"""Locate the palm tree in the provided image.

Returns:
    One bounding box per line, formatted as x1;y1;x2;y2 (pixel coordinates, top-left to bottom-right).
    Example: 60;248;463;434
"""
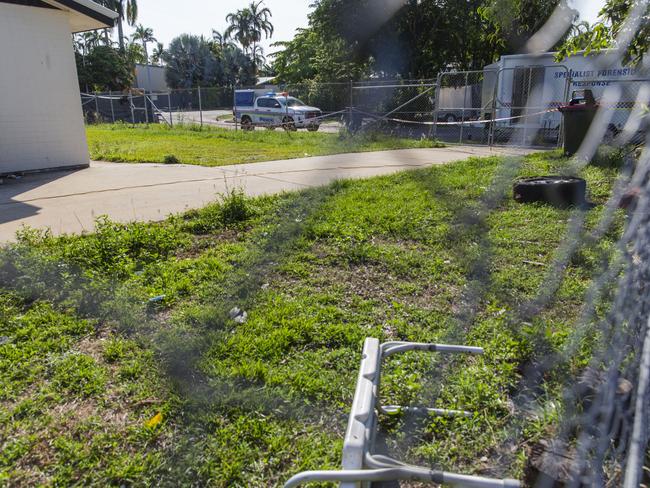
132;24;156;62
225;8;253;55
151;42;165;65
99;0;138;51
82;31;102;50
251;44;266;70
247;1;273;74
212;29;236;52
225;2;273;75
132;25;156;90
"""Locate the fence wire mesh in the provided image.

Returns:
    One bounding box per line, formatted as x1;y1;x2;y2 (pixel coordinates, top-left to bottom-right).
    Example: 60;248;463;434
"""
434;70;493;144
351;79;437;138
81;71;648;153
72;8;650;484
487;65;571;147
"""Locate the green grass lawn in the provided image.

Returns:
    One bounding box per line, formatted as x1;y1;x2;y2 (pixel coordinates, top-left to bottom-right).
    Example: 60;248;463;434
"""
0;151;621;486
86;123;444;166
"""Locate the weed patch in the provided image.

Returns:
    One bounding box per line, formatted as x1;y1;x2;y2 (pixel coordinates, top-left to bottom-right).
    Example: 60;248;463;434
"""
0;151;622;485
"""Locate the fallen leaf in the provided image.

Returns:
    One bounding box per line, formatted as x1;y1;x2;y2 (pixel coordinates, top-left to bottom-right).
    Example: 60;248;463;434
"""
145;412;163;429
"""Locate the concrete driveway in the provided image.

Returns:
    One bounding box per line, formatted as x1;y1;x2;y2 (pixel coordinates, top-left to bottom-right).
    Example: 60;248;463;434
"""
0;146;533;242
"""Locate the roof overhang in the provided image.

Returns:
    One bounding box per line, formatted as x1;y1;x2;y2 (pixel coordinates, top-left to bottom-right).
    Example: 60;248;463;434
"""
0;0;118;32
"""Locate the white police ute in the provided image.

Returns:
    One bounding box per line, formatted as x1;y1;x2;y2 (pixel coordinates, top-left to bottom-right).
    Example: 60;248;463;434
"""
234;90;323;131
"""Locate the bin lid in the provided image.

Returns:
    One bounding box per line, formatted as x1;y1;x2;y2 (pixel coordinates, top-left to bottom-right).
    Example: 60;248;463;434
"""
558;103;599;112
559;89;597;111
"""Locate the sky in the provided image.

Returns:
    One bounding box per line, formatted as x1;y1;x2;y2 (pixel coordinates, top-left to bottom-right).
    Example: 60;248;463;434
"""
115;0;606;57
569;0;605;23
115;0;311;57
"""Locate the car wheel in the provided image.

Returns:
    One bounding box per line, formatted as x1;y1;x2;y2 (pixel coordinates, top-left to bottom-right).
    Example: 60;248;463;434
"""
513;176;587;208
307;125;320;132
445;114;457;123
240;116;254;131
282;116;297;131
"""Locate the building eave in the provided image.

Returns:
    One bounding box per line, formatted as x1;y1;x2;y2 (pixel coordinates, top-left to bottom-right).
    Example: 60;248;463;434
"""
0;0;118;32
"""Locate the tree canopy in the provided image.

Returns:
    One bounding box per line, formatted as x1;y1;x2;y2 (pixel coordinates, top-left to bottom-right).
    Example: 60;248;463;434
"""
225;1;274;73
271;0;565;83
76;46;135;92
558;0;650;66
162;34;256;89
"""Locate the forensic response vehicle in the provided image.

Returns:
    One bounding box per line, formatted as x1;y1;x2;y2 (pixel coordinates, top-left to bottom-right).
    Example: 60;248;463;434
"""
480;50;649;143
234;90;323;131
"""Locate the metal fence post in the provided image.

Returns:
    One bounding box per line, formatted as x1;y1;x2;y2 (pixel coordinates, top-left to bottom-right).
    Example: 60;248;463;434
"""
168;92;173;128
198;85;203;128
489;70;500;147
94;92;100;123
232;85;239;132
129;91;135;125
109;92;115;123
349;80;354;130
459;72;468;143
432;73;442;141
522;67;532;146
144;91;149;124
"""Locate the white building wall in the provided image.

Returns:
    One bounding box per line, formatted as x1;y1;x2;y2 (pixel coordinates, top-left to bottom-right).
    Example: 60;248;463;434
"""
0;3;89;174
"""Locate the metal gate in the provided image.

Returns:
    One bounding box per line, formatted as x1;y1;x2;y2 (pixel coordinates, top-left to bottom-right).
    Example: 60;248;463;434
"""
350;67;572;148
434;70;494;145
487;65;571;147
433;66;570;147
351;79;437;138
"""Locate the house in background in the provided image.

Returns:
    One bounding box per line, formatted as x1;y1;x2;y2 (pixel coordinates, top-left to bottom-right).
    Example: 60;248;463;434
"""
134;63;170;93
0;0;117;175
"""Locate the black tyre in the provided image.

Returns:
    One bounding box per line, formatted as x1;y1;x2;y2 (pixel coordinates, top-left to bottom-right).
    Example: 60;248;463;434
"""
307;125;320;132
445;114;457;123
240;116;254;131
282;116;296;131
513;176;587;208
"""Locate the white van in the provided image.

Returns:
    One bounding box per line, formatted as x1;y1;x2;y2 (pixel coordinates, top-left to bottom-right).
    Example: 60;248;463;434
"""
482;51;649;143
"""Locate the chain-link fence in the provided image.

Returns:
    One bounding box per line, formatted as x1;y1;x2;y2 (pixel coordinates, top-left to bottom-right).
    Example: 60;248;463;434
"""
81;72;647;150
349;79;437;138
433;70;493;144
487;65;571;147
573;77;650;145
81;87;235;127
81;91;151;124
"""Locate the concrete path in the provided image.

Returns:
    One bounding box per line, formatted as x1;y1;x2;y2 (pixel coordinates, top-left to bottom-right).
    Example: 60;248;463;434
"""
0;146;533;242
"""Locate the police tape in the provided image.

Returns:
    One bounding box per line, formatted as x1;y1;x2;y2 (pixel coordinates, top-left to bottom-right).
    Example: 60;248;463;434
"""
351;107;561;127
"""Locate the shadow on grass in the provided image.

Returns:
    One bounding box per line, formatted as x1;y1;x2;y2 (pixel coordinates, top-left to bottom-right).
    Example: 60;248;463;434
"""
403;156;524;341
0;181;352;484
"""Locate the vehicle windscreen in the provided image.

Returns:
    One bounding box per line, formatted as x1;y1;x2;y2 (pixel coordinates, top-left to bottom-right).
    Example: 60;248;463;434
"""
279;97;306;107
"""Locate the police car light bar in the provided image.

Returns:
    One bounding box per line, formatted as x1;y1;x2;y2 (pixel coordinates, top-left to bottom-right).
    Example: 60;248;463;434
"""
284;338;521;488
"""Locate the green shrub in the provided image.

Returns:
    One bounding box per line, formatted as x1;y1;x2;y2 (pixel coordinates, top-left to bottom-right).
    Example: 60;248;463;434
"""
163;154;180;164
220;188;254;227
591;145;626;168
58;217;188;278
